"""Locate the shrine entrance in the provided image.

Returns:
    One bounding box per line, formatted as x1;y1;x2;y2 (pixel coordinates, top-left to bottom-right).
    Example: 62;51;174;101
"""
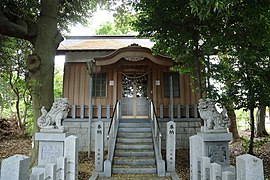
121;72;149;118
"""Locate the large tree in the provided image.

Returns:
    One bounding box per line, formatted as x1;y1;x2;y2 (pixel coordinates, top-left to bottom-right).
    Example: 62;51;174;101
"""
132;0;270;149
0;0;110;129
0;0;110;165
132;0;239;136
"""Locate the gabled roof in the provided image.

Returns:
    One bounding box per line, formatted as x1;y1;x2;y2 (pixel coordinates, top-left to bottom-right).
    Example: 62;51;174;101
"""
57;35;155;52
95;44;173;66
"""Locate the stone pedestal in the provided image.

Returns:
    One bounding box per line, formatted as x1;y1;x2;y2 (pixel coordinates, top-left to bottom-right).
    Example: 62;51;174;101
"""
35;130;69;166
190;132;234;180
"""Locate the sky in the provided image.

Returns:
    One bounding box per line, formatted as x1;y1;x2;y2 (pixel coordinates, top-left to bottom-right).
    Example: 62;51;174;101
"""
67;10;114;36
55;10;114;65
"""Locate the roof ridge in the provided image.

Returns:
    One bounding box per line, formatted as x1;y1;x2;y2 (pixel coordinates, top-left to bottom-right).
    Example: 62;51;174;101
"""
64;35;150;40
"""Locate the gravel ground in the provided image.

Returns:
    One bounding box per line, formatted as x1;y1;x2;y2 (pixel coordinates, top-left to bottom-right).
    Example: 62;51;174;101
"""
0;134;269;179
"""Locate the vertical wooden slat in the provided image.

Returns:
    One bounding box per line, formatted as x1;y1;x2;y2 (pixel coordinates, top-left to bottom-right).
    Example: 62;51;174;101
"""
98;105;102;119
160;104;163;118
106;105;110;119
80;104;84;119
84;66;90;105
186;105;190;118
74;65;81;105
68;65;75;106
194;104;198;118
180;74;185;105
72;105;76;118
63;64;70;99
177;104;181;118
79;64;86;106
185;75;191;105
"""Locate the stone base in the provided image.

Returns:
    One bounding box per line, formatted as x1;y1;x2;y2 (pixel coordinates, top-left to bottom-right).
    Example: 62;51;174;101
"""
40;128;66;133
190;132;233;180
35;132;69;166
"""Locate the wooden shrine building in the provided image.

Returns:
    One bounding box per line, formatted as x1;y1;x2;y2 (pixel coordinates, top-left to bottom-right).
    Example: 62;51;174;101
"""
57;36;201;152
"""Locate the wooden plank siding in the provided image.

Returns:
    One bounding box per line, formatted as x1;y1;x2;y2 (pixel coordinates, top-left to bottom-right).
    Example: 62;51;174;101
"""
63;60;201;118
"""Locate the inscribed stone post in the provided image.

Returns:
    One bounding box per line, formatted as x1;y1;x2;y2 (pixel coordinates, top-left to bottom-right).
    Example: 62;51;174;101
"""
95;121;104;172
64;135;79;180
35;132;69;166
44;163;57;180
210;163;221;180
222;171;235;180
200;157;210;180
166;121;176;172
190;135;204;180
57;157;67;180
29;172;44;180
236;154;264;180
0;155;30;180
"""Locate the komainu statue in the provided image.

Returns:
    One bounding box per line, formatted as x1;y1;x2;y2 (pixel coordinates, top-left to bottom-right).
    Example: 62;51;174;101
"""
37;98;69;129
198;98;230;131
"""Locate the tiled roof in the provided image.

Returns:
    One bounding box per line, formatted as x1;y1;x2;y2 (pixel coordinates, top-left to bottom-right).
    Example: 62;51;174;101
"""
57;35;155;52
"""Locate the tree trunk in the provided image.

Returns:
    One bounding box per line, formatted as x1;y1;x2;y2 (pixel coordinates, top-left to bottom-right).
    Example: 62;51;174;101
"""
248;108;255;155
227;104;240;140
29;0;62;167
256;105;269;137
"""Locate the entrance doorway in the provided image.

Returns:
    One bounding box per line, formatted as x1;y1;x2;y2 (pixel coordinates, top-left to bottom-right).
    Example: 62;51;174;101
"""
121;73;149;118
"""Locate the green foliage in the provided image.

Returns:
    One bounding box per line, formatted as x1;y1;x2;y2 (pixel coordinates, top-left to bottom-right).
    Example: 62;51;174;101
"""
0;0;113;33
240;136;269;153
54;66;63;99
0;35;33;136
96;21;122;35
96;1;137;35
235;109;249;130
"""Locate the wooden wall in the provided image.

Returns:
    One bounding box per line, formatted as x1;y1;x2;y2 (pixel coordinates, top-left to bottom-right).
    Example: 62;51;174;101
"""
63;62;115;107
63;61;201;117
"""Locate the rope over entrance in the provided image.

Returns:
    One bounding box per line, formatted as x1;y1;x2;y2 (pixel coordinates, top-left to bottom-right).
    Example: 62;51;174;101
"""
121;71;150;79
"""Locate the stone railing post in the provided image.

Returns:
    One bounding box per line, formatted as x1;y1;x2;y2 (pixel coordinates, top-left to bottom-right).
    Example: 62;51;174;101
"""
64;135;79;180
236;154;264;180
0;155;30;180
57;157;67;180
95;121;104;172
166;121;176;172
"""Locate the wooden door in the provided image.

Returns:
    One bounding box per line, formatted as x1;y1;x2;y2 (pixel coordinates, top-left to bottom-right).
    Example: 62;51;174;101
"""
121;73;149;118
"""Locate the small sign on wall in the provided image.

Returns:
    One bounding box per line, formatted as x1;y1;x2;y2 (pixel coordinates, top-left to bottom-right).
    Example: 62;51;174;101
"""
155;80;160;86
109;80;114;86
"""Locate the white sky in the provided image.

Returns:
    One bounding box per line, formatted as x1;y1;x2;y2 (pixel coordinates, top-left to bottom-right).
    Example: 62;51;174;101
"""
67;10;114;36
55;10;114;65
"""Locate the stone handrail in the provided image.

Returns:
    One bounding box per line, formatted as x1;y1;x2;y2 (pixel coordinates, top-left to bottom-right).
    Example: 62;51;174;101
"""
150;100;165;176
106;101;120;160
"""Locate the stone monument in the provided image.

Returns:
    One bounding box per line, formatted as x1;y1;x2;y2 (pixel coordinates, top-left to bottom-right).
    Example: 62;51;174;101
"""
35;98;70;166
190;98;234;180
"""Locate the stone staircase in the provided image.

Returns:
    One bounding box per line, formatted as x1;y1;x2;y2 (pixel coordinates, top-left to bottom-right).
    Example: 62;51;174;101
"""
112;119;157;174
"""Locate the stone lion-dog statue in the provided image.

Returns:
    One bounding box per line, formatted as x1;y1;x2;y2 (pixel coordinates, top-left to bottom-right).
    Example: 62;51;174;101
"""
37;98;69;129
198;98;230;131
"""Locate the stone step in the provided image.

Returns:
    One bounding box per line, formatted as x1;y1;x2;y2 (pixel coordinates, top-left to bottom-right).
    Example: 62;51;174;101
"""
114;158;156;166
117;132;152;138
112;167;157;174
99;174;170;180
115;144;153;150
114;151;155;157
118;127;151;133
120;119;150;123
119;123;151;128
117;138;153;144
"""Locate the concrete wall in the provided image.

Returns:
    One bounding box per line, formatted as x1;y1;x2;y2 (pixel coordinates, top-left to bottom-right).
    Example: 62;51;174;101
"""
63;118;201;152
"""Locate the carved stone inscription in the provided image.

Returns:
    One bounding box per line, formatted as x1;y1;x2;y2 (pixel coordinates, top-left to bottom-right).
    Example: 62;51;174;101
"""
39;142;63;165
166;121;176;172
95;121;104;172
205;142;229;166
